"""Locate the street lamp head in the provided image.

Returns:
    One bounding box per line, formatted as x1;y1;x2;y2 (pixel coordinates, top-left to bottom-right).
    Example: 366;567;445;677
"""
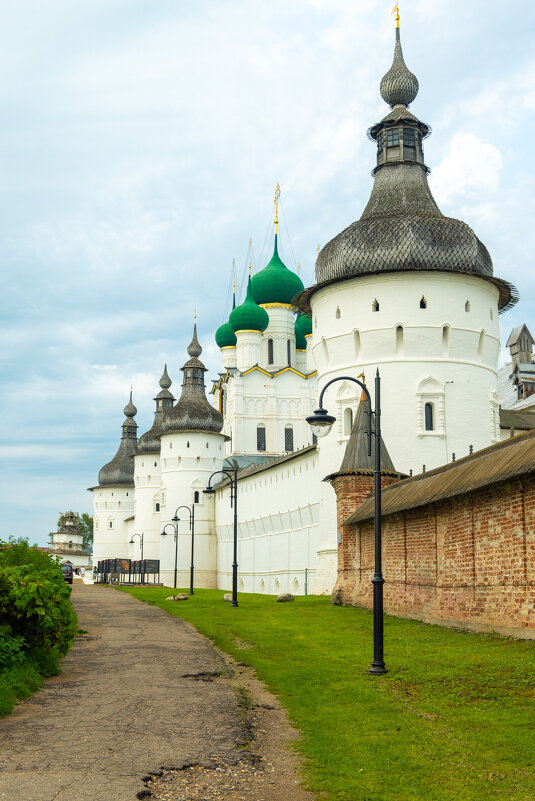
129;539;134;544
306;408;336;438
172;515;179;523
203;485;215;496
160;530;166;537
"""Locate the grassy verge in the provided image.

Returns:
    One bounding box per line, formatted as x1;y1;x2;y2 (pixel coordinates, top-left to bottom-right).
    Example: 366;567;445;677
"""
0;656;51;717
119;586;535;801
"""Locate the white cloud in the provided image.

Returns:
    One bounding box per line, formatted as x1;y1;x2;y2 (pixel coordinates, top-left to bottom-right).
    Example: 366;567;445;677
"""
430;133;502;208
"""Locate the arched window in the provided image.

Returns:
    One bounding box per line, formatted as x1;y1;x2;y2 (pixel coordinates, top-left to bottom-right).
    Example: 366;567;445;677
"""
69;540;72;549
424;403;434;431
396;325;403;353
287;339;291;365
257;424;266;451
268;338;274;364
194;491;199;504
285;425;294;452
442;325;450;356
372;299;379;312
465;300;471;312
155;503;160;512
420;296;427;309
336;306;341;319
344;407;353;435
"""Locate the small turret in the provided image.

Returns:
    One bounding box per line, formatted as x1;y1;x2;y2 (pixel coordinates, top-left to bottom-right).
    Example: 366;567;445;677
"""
98;389;138;486
137;366;176;455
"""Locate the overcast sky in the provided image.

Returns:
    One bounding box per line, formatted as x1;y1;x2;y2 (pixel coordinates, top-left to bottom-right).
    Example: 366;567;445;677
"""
1;1;534;545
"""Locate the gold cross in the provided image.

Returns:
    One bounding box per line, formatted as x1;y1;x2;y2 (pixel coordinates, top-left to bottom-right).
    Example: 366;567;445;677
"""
274;183;281;232
391;3;399;27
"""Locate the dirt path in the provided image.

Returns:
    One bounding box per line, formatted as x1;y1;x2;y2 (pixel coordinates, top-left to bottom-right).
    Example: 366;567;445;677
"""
0;585;314;801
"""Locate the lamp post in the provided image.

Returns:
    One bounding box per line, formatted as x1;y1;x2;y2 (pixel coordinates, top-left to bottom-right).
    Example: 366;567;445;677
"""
172;504;196;595
129;532;144;584
306;370;386;676
161;521;179;589
203;463;239;607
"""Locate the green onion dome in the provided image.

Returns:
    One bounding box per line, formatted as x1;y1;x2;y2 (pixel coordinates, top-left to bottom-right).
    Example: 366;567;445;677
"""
295;313;312;349
229;275;269;333
215;321;237;348
250;235;304;306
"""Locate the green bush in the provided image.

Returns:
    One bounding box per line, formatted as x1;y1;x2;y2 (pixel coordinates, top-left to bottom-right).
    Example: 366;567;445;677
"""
0;538;77;658
0;625;26;669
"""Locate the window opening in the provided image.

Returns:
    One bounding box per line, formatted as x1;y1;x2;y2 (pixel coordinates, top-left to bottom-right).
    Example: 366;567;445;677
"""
268;338;274;364
424;403;434;431
336;306;341;319
465;300;471;312
344;407;353;435
403;128;415;147
194;491;199;503
155;503;160;512
377;131;383;154
287;339;291;365
285;426;294;452
386;129;399;147
372;299;379;312
396;325;404;353
257;425;266;452
420;296;427;309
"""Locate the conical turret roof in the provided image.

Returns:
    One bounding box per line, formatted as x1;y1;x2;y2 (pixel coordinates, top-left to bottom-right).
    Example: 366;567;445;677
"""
339;396;396;474
98;390;138;486
137;365;176;455
160;324;224;435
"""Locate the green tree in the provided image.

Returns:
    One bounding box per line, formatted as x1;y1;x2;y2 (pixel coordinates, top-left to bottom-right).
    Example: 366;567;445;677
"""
79;513;93;548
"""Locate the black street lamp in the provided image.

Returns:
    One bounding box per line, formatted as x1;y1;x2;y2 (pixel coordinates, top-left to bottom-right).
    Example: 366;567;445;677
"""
306;370;387;676
161;520;179;589
203;463;239;607
172;504;196;595
129;532;144;584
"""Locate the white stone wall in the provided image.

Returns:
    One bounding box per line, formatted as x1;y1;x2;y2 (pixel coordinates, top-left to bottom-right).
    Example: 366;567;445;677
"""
260;305;295;370
214;447;320;595
159;429;226;588
133;453;162;561
92;486;135;566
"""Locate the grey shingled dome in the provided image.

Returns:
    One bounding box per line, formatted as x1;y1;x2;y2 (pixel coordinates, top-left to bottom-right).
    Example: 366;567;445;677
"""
137;365;176;455
302;25;518;314
380;28;418;107
160;324;223;435
98;390;138;486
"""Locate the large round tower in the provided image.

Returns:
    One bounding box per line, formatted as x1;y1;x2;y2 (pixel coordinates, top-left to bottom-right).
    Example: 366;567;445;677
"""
297;18;518;592
159;322;227;587
90;391;138;567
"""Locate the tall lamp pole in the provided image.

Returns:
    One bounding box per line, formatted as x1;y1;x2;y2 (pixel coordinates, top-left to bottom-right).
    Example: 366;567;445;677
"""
161;521;178;589
129;532;144;583
173;504;196;595
306;370;386;675
203;463;239;607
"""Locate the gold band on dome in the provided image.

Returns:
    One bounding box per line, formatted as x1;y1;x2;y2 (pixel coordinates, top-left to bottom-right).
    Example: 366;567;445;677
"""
234;329;264;334
296;348;306;352
259;302;294;310
220;345;237;350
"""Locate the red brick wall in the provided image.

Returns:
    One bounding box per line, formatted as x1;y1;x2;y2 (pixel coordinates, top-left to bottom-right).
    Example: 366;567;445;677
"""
333;473;535;637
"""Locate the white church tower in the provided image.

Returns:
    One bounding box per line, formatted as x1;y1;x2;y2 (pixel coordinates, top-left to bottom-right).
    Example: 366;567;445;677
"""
297;17;517;592
90;391;137;566
159;322;227;587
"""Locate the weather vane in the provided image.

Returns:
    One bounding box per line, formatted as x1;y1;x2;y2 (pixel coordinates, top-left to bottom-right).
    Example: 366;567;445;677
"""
391;3;399;27
194;309;197;322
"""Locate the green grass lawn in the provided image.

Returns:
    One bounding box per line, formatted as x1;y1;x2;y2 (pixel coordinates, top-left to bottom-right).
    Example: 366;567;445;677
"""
118;586;535;801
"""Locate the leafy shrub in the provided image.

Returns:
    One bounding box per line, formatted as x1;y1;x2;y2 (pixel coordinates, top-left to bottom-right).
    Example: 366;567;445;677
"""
0;538;77;659
0;625;26;669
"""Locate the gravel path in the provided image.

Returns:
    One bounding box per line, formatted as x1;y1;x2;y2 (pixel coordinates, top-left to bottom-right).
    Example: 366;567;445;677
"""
0;585;314;801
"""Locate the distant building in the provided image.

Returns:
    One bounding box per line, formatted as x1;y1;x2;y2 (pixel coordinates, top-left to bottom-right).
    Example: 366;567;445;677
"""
49;511;92;569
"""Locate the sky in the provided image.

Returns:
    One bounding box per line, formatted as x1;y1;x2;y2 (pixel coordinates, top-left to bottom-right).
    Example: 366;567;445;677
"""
1;1;534;545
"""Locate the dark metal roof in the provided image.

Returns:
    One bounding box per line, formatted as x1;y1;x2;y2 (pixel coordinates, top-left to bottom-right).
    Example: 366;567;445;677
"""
160;324;224;436
98;392;138;487
297;28;518;316
137;366;176;455
324;397;399;481
345;429;535;525
500;408;535;431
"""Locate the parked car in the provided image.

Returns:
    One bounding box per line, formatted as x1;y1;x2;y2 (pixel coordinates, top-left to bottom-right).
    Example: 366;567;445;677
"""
61;564;73;584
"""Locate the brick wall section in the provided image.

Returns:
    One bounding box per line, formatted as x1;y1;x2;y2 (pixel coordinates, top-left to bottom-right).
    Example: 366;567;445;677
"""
334;473;535;637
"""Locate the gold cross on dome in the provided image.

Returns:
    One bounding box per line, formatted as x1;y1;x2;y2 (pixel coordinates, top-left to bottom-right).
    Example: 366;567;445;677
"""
274;183;281;232
194;309;197;322
391;3;400;27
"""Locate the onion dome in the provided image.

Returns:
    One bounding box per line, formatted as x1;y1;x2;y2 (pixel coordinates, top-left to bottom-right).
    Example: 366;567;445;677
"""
215;284;237;348
98;390;138;486
250;234;304;306
295;313;312;349
299;21;518;314
229;274;269;333
380;28;418;108
137;365;176;454
160;323;223;435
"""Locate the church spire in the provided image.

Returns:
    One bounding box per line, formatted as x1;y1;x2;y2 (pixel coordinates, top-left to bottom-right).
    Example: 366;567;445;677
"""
380;11;419;108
